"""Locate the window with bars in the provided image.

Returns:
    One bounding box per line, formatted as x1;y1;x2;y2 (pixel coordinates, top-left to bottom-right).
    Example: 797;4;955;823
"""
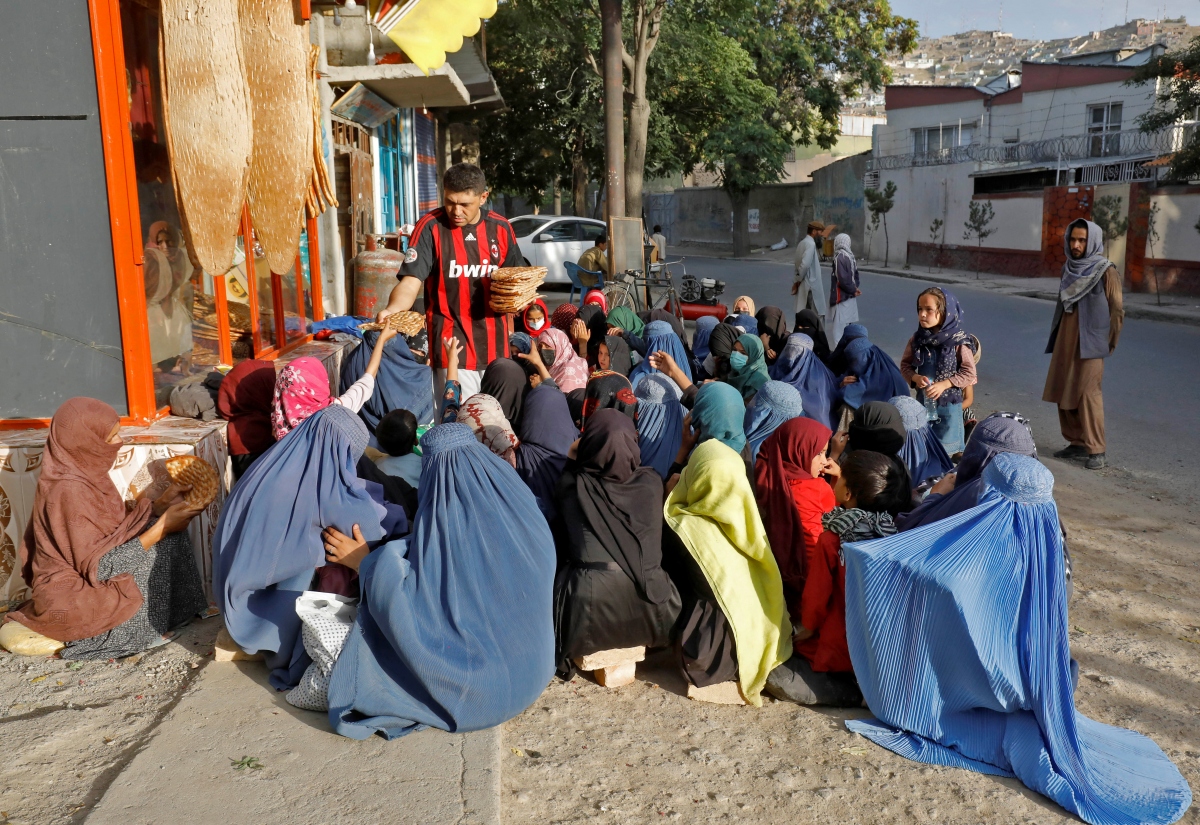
911;122;976;156
121;0;324;410
1087;103;1123;158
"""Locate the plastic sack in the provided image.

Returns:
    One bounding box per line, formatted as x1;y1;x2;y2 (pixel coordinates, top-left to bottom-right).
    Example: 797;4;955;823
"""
284;592;357;712
0;620;66;657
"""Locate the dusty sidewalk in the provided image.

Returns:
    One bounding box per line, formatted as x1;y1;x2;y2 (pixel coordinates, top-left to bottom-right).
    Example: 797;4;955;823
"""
502;456;1200;824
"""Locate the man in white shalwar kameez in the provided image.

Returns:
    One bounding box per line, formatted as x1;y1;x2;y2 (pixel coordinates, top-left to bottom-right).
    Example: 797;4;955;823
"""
793;221;828;319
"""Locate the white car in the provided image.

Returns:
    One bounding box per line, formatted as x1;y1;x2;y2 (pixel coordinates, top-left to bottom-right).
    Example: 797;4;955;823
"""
509;215;607;284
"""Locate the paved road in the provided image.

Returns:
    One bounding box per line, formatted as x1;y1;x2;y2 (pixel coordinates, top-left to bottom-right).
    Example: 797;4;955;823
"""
669;254;1200;509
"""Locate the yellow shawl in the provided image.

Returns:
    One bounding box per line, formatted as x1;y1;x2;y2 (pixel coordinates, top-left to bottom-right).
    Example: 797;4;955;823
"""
665;440;791;705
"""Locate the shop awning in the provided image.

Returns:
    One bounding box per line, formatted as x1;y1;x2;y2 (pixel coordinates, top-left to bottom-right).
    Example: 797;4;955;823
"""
322;62;471;108
375;0;498;76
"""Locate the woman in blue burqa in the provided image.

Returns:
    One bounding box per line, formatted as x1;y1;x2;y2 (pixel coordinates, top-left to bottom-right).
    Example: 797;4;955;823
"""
768;333;840;430
841;453;1192;825
340;328;435;428
212;404;408;689
325;423;556;739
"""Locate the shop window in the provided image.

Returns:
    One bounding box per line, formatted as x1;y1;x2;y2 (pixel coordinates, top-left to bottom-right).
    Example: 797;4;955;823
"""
119;0;322;411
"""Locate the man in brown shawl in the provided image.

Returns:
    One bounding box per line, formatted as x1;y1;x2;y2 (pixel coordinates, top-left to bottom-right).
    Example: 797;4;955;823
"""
1043;218;1124;470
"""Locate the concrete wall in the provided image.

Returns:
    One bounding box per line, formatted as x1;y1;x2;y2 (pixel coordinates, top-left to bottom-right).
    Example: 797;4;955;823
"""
1095;182;1131;266
1150;190;1200;261
811;153;869;254
0;1;129;418
673;184;813;248
1018;83;1154;144
978;195;1043;250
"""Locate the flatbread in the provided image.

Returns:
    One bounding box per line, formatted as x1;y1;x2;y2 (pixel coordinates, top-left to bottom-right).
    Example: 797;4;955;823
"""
358;311;425;337
489;267;547;314
160;0;253;276
165;456;220;509
240;0;313;275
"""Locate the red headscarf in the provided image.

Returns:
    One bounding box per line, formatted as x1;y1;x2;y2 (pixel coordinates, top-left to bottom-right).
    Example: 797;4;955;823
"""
551;302;579;334
583;290;608;312
521;298;550;335
9;398;154;642
217;359;277;455
753;417;833;592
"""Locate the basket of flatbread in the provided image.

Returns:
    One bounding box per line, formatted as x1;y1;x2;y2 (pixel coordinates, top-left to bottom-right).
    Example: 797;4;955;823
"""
358;310;425;337
488;266;547;314
164;456;220;509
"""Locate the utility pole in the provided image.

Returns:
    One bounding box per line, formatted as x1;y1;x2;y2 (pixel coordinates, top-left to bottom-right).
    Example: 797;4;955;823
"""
599;0;625;220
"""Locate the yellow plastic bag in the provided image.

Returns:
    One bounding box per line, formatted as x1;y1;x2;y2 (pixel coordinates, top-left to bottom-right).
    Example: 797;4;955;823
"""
0;620;65;657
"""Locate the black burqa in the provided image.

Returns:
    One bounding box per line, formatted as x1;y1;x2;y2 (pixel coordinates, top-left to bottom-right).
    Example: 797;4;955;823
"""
847;401;907;458
794;309;832;363
553;409;680;676
755;306;790;359
514;384;577;521
480;358;528;427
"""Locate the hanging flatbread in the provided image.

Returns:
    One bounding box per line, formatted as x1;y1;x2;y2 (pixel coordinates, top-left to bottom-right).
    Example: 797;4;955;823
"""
239;0;313;275
160;0;253;276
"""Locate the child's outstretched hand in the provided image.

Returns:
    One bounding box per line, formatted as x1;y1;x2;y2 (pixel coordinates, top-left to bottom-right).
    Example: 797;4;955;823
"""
322;524;370;572
443;336;463;369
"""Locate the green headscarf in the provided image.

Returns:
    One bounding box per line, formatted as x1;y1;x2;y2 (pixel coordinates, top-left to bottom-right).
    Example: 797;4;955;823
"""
726;334;770;400
606;306;645;337
691;382;747;454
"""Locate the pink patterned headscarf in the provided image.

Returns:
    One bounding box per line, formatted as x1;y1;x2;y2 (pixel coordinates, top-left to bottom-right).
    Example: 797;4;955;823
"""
271;356;333;440
537;327;591;393
460;394;520;467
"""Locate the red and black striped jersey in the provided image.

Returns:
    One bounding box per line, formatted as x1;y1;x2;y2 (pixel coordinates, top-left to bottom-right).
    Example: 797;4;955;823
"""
400;208;522;370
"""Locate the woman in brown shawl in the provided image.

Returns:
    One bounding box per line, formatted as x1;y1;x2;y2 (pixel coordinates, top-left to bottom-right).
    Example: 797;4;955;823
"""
6;398;208;658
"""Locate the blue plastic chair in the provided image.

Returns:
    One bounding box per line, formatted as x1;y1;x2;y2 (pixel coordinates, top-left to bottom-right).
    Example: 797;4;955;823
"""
565;262;604;307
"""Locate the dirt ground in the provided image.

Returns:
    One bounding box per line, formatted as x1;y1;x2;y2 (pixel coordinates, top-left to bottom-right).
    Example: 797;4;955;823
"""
501;456;1200;825
0;616;220;825
0;453;1195;825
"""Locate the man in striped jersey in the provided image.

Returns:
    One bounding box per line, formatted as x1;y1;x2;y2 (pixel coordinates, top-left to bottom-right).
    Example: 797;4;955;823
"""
377;163;522;400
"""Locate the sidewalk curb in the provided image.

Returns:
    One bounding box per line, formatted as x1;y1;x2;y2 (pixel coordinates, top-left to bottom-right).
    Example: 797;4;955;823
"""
85;660;501;825
858;265;1200;328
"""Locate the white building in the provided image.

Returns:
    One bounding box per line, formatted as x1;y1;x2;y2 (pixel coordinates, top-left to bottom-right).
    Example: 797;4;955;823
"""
864;45;1200;291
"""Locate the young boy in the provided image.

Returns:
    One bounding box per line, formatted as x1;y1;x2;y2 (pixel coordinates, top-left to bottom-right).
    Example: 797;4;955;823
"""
371;409;422;488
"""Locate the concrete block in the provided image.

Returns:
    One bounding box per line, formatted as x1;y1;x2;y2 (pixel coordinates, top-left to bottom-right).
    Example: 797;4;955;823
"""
213;627;262;663
574;646;645;671
687;681;747;705
594;661;637;688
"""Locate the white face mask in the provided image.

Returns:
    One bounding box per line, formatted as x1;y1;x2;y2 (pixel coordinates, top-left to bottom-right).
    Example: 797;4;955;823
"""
528;316;546;331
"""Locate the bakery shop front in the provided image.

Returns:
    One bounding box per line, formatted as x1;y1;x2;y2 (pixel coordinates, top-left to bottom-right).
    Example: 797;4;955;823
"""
0;0;342;608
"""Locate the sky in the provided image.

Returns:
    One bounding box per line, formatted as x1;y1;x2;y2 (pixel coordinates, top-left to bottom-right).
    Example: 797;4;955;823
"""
888;0;1194;40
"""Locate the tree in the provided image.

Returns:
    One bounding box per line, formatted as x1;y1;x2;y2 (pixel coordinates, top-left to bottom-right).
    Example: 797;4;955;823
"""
713;0;917;256
962;200;996;278
864;180;897;267
1092;195;1129;259
481;1;604;214
1147;200;1163;305
927;218;944;272
1130;35;1200;182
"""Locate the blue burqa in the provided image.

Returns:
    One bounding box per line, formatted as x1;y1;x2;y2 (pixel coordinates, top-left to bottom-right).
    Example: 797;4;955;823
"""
340;330;435;427
890;395;954;486
841;336;908;409
691;316;719;379
634;375;684;479
842;454;1192;825
769;333;840;429
897;412;1037;531
327;423;556;739
630;320;692;389
743;380;805;460
212;404;396;689
514;384;578;520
